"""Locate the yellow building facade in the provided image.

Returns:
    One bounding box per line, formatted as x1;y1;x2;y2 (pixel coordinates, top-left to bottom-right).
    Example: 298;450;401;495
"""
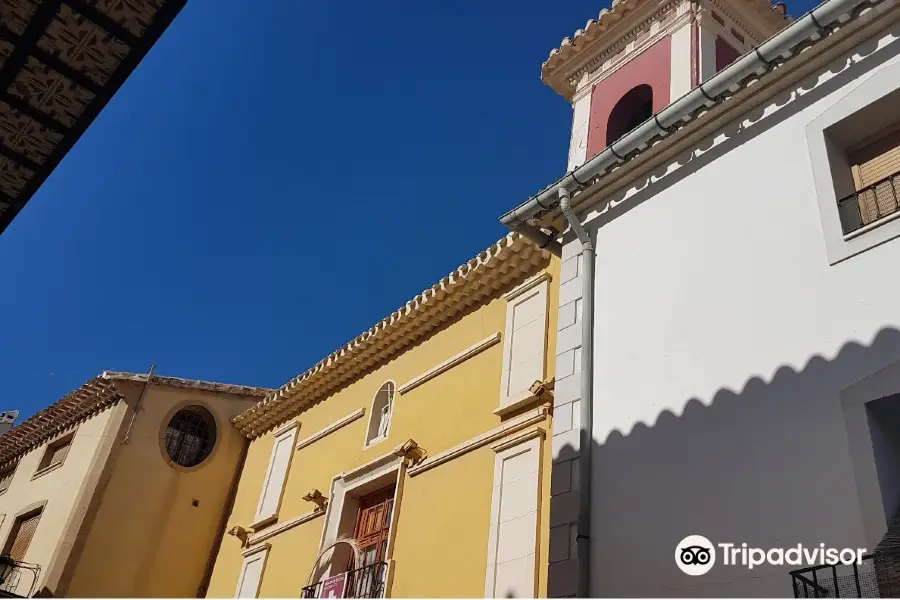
206;234;560;598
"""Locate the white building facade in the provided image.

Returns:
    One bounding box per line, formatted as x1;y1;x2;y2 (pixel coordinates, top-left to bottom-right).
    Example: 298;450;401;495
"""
504;0;900;595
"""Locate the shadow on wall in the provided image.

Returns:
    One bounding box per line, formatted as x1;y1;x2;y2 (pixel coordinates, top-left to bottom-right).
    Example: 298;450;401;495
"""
586;18;900;230
548;327;900;598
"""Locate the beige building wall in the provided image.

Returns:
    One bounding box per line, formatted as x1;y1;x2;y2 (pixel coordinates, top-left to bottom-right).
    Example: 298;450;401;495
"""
64;381;256;598
0;403;126;597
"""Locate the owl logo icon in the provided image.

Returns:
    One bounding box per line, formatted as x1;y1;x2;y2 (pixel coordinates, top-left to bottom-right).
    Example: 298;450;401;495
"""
676;535;716;575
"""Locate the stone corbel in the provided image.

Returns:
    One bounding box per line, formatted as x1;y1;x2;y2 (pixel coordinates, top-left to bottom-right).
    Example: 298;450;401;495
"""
530;377;555;400
393;439;427;466
495;378;555;417
227;525;250;548
302;489;328;511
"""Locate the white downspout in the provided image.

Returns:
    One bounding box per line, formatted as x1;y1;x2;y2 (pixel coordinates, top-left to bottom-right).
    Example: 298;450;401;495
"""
559;187;594;597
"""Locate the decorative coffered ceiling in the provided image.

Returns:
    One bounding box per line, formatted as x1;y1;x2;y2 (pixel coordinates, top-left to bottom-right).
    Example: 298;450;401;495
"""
0;0;186;236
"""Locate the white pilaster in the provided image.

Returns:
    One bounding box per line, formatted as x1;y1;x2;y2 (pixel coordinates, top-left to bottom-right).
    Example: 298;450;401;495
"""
567;92;593;172
548;237;584;598
669;20;694;101
698;21;718;82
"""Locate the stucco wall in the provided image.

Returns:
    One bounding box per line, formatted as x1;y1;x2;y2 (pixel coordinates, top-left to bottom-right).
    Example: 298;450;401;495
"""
0;404;123;596
65;382;255;598
206;259;559;598
567;15;900;597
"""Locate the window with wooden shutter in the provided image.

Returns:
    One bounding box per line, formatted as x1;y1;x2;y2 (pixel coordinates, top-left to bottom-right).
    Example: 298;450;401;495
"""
848;128;900;226
35;432;74;475
0;465;15;495
4;510;42;562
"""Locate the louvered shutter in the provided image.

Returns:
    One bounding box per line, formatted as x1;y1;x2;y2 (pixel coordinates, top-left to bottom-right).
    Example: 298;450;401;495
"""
48;441;70;467
8;513;41;561
850;130;900;225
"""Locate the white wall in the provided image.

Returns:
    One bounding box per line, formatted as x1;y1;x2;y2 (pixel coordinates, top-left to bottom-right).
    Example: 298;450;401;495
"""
564;16;900;598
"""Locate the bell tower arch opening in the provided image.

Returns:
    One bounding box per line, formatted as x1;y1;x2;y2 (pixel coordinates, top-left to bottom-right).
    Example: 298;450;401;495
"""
542;0;790;170
606;84;654;147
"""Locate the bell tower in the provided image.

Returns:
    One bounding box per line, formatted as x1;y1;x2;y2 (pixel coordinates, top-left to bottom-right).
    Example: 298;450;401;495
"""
541;0;790;172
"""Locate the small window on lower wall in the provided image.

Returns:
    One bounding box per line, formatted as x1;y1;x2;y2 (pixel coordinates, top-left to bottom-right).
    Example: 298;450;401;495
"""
235;545;270;598
3;507;43;562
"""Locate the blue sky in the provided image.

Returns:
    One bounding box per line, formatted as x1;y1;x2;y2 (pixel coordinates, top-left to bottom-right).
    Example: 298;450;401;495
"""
0;0;816;421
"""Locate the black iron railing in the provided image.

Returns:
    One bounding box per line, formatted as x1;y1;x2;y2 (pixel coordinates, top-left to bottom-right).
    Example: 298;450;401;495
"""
789;549;900;598
837;172;900;235
0;556;41;598
301;562;387;599
791;553;878;598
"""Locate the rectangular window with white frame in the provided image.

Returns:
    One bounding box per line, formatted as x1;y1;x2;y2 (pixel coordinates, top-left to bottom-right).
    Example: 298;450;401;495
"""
808;59;900;265
235;544;270;598
498;275;550;413
252;422;299;529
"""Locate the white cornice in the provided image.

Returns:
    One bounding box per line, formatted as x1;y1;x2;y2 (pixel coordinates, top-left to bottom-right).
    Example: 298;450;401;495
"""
571;9;693;101
546;0;682;99
544;0;789;100
704;0;768;43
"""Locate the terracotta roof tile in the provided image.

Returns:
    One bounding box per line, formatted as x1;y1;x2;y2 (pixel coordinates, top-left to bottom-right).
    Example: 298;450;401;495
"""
542;0;790;98
233;233;552;438
0;371;272;466
0;377;122;466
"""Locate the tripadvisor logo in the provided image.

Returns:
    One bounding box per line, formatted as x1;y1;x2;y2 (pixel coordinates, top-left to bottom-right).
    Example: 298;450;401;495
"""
675;535;866;576
676;535;716;576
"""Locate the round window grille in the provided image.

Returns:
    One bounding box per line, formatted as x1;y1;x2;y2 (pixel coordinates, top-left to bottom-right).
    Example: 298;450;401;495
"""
164;406;216;468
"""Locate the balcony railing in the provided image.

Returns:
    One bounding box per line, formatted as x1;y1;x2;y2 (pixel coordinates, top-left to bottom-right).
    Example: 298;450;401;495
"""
837;172;900;235
789;549;900;598
791;553;878;598
301;562;387;599
0;556;41;598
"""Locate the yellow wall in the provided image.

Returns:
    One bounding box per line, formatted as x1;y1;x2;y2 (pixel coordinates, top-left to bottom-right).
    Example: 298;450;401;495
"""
207;256;559;598
65;382;255;598
0;403;124;597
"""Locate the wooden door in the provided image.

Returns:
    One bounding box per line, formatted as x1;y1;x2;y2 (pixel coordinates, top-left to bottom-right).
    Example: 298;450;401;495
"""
350;488;394;570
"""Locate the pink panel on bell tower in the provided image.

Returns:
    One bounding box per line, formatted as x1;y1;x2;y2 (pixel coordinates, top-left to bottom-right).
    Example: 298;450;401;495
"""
585;35;673;160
